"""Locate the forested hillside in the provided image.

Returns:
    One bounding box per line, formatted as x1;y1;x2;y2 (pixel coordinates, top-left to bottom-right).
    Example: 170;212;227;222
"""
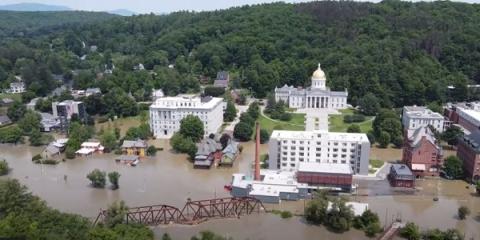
0;11;118;38
0;1;479;107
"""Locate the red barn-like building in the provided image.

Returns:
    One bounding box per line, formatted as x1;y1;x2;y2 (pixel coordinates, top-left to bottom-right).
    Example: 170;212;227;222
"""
402;126;443;177
296;162;353;192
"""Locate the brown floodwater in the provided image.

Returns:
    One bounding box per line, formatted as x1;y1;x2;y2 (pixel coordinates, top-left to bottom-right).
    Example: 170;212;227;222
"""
1;140;479;240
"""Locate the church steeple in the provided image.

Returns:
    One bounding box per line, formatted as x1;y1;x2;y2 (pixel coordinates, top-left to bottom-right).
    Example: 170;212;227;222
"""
311;63;326;90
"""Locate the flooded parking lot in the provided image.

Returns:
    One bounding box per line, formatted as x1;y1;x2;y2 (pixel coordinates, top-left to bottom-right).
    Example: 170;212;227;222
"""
1;141;479;239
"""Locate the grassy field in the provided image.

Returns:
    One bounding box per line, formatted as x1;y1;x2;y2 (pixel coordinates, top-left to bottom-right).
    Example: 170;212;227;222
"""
329;108;373;133
258;113;305;134
0;93;21;102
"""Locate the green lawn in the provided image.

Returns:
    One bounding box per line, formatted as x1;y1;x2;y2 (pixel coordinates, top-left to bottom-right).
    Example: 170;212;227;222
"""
258;114;305;134
0;93;21;102
329;108;373;133
370;159;384;168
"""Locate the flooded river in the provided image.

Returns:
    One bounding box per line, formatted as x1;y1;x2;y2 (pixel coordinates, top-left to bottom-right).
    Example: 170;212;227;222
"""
1;141;479;239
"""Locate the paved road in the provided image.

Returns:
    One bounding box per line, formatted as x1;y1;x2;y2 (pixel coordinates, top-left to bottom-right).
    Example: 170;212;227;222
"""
224;99;253;132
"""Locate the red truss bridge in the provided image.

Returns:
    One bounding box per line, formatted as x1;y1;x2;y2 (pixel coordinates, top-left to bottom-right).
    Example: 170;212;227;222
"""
94;197;265;226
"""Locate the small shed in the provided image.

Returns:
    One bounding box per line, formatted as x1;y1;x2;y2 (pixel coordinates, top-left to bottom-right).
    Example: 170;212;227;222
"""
220;141;239;166
388;164;415;188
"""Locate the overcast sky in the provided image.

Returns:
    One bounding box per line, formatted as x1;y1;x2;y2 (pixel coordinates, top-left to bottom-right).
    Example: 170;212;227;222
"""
0;0;478;13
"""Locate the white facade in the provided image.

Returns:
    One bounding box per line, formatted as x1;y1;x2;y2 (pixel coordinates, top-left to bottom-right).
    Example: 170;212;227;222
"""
149;95;224;139
275;64;348;110
9;81;25;93
268;130;370;175
402;106;445;133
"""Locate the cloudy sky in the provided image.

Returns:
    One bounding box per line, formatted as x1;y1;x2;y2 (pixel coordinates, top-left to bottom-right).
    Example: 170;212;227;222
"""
1;0;478;13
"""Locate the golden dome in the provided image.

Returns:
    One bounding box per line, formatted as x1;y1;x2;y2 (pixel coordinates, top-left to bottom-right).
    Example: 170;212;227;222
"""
312;63;325;79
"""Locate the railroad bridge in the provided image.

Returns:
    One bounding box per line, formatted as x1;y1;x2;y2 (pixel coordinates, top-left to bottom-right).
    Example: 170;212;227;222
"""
94;197;265;226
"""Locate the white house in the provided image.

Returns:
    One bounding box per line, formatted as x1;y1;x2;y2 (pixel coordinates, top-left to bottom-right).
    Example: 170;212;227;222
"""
9;81;25;94
275;64;348;110
268;130;370;175
149;95;224;139
402;106;445;133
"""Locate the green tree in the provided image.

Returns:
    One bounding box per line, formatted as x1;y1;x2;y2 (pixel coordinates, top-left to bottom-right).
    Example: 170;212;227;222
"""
427;102;443;113
170;133;198;159
400;222;421;240
392;135;404;148
101;130;117;152
104;201;128;228
233;122;253;142
7;101;26;122
223;100;237;122
0;160;9;176
357;93;380;116
147;146;157;156
347;124;361;133
443;156;463;179
378;131;390;148
247;102;260;119
0;126;23;144
29;128;43;146
441;125;463;146
17;110;41;135
458;206;470;220
219;133;232;149
179;115;204;142
304;191;329;225
108;171;121;190
258;129;270;144
86;169;106;188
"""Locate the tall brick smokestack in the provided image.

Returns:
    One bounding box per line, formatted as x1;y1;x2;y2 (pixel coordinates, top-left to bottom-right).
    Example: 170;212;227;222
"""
254;121;261;181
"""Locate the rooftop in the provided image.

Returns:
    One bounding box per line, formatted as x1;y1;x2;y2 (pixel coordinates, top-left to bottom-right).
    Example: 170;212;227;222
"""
391;164;414;176
121;140;147;148
298;162;353;175
150;95;223;110
403;106;443;119
270;130;369;142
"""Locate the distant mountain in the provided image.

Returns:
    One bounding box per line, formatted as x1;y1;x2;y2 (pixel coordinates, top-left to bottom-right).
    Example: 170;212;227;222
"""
109;9;136;16
0;3;71;11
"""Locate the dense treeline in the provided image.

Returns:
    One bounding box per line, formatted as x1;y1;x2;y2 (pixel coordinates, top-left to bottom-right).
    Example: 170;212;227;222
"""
0;11;118;39
1;1;480;108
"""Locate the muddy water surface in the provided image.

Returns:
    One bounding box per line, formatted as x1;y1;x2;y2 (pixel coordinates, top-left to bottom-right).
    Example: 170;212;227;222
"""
1;141;479;240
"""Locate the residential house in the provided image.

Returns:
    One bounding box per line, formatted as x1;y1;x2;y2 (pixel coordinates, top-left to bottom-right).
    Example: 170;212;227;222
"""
194;138;222;169
9;81;25;93
0;115;12;126
402;126;443;177
121;140;148;157
43;144;61;159
388;164;415;188
220;141;239;166
39;112;60;132
213;71;230;88
85;88;101;96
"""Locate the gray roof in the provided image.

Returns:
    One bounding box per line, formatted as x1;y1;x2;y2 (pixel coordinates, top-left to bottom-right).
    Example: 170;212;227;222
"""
216;71;229;81
407;126;438;149
196;138;221;156
121;140;147;148
390;164;414;176
44;144;60;155
0;115;12;124
86;88;101;94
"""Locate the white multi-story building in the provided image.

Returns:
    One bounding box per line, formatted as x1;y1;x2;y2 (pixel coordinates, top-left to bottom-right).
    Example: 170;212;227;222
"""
268;130;370;175
402;106;445;132
149;95;224;139
9;81;25;93
275;64;348;110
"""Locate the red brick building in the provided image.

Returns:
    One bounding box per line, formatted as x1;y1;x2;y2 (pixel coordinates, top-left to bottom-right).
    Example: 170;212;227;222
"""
402;126;443;177
457;136;480;182
296;162;353;192
388;164;415;188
